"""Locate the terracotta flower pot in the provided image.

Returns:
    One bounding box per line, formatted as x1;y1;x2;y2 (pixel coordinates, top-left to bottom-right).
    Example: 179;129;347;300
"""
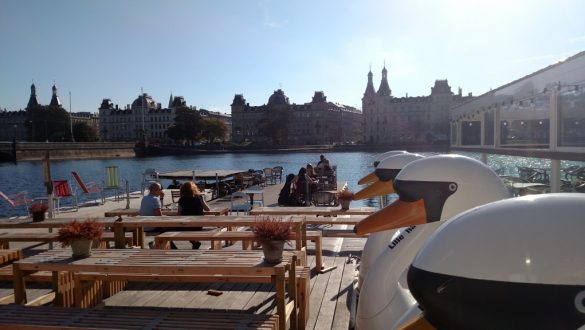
70;239;93;258
261;240;285;263
339;199;351;210
32;212;45;222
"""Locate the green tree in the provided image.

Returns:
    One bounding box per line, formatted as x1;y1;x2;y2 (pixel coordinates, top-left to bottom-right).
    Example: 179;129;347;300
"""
200;118;228;143
73;122;99;142
25;105;70;141
257;106;293;145
165;106;202;145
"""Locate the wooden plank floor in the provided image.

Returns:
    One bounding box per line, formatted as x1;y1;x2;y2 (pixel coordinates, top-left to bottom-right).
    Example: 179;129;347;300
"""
1;181;367;329
102;233;364;330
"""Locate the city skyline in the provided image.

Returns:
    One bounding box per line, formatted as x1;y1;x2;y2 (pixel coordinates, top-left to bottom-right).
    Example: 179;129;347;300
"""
1;0;585;114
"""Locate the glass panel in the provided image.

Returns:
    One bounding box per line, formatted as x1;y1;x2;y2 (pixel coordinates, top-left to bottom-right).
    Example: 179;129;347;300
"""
558;84;585;147
484;111;494;146
461;121;481;145
499;93;550;146
451;122;458;145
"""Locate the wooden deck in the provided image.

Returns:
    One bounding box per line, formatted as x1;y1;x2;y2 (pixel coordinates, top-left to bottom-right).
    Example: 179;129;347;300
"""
101;236;363;330
0;181;366;329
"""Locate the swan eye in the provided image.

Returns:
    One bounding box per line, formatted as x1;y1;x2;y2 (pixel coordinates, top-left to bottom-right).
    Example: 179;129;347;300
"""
449;183;458;192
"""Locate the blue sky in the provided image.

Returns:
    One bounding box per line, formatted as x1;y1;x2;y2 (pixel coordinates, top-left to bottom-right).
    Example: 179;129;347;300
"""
1;0;584;114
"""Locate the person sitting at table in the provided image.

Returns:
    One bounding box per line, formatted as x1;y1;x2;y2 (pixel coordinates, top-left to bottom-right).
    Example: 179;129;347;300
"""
177;181;211;250
317;155;331;173
139;183;164;216
278;173;296;206
292;167;317;206
306;164;318;180
167;179;181;189
141;183;172;248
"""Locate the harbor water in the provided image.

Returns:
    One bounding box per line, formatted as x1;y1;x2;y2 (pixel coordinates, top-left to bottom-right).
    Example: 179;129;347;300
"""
1;150;584;217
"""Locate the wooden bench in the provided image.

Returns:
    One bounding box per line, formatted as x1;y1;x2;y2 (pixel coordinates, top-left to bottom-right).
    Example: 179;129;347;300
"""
0;305;280;329
0;265;75;307
73;266;310;328
154;230;323;272
0;249;22;266
0;232;134;249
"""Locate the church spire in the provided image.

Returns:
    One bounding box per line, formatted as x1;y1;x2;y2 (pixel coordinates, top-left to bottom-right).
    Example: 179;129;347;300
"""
27;83;39;109
363;67;376;99
49;83;61;107
168;92;173;108
377;63;391;96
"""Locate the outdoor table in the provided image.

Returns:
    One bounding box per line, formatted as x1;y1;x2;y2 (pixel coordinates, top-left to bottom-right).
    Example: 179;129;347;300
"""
241;187;265;206
104;207;229;217
0;217;136;247
250;206;377;217
0;217;118;230
12;249;298;330
112;216;307;251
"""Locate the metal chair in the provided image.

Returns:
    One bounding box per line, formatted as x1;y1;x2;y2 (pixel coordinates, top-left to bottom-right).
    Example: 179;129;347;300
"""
141;168;159;196
104;166;126;201
272;166;283;183
263;168;276;185
71;171;104;204
52;180;79;212
229;191;252;215
0;191;33;215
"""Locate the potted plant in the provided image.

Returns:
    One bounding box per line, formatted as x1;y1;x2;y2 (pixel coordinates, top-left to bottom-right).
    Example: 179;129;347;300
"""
57;219;104;258
252;217;293;263
29;203;48;222
336;185;354;210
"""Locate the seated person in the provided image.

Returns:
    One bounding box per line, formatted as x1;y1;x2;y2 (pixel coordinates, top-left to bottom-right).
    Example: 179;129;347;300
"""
316;154;331;174
167;179;181;189
176;181;211;250
140;183;167;247
140;183;164;216
292;167;317;206
278;174;296;206
306;164;318;180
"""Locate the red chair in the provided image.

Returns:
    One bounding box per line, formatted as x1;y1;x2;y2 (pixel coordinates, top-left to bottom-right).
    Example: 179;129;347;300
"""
52;180;78;212
72;171;104;204
0;191;33;215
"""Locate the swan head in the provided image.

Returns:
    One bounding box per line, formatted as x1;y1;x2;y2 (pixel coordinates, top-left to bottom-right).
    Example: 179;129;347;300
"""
355;154;509;235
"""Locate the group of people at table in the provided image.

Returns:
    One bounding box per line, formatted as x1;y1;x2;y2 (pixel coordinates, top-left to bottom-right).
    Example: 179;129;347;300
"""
139;181;210;249
278;154;333;206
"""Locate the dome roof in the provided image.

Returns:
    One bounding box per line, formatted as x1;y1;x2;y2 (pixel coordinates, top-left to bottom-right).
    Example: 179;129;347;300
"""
131;93;156;109
268;89;290;106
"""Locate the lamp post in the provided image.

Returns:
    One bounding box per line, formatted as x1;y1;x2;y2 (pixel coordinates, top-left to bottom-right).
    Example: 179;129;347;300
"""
12;124;17;164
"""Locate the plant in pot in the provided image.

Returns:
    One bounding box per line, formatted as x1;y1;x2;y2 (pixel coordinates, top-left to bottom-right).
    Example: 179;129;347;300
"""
57;219;104;258
29;203;48;222
336;185;354;210
252;217;293;263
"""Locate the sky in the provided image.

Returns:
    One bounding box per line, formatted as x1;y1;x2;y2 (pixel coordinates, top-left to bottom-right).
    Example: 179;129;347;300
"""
1;0;584;114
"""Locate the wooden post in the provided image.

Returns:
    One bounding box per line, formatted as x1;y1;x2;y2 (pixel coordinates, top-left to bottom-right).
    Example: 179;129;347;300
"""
114;218;126;249
12;263;27;305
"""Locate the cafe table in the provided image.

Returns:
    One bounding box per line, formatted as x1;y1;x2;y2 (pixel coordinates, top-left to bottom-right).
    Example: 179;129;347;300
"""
12;249;298;330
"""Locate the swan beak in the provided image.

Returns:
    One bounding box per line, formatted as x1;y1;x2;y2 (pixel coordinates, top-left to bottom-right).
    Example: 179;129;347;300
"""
354;180;394;200
396;314;436;330
354;199;426;236
358;171;378;185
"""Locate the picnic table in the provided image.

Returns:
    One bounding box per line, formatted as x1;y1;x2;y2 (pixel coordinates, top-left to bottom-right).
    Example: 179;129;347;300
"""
12;249;299;330
104;207;229;217
0;218;118;230
250;206;377;217
111;216;307;251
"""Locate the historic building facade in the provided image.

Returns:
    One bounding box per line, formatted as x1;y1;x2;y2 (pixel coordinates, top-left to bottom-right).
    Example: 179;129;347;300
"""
231;89;362;145
362;66;473;144
0;84;98;141
99;94;231;143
